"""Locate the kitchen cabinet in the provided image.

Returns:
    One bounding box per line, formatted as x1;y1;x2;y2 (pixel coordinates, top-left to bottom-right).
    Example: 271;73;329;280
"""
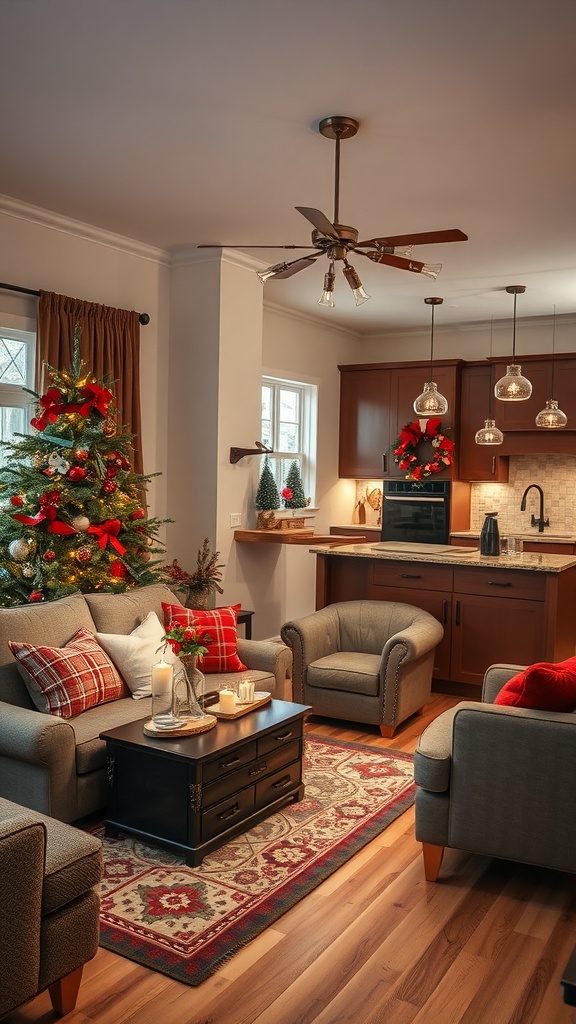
338;360;461;480
329;526;382;543
457;363;509;481
491;355;576;440
313;548;576;697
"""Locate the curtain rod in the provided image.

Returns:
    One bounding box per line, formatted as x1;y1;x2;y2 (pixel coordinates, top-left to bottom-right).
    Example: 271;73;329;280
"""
0;282;150;326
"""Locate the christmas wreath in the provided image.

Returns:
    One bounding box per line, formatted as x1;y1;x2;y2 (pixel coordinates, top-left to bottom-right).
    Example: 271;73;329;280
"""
392;417;455;481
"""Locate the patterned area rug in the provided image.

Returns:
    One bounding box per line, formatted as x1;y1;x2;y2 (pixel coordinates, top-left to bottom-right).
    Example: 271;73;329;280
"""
92;735;415;986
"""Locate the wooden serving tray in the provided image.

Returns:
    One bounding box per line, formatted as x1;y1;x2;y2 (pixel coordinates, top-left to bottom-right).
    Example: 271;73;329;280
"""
211;691;272;719
143;714;217;737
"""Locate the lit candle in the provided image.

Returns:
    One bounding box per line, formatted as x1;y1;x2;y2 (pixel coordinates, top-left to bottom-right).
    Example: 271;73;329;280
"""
219;688;237;714
151;660;173;695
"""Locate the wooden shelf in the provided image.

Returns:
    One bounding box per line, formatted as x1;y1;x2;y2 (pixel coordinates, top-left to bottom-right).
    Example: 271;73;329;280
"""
234;530;366;546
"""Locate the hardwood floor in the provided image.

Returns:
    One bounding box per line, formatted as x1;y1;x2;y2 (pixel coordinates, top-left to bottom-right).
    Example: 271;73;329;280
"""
7;693;576;1024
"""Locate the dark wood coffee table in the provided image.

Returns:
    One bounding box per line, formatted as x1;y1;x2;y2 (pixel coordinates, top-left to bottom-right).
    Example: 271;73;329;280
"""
100;699;311;865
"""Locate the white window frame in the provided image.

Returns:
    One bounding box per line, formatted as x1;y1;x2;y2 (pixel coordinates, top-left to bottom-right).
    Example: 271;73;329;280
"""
0;328;37;453
261;375;317;504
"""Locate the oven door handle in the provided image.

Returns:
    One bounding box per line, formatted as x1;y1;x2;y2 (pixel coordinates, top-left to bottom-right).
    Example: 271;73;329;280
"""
383;495;446;503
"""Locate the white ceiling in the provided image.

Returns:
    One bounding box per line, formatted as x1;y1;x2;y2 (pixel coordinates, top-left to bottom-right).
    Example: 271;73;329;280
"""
2;0;576;334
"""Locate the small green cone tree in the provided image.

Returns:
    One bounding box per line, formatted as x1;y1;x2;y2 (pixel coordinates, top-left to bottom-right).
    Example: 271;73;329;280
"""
255;456;280;511
283;460;307;508
0;326;167;606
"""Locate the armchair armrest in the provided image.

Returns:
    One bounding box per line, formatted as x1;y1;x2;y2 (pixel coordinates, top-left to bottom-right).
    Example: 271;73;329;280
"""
0;815;45;1017
381;615;444;672
482;663;525;703
0;703;76;816
237;639;293;700
281;607;340;702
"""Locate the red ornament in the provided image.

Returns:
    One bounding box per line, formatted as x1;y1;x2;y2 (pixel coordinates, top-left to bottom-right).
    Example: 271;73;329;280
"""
10;495;24;507
102;480;117;494
68;466;87;481
109;559;127;579
129;508;145;520
74;449;89;461
76;545;92;563
102;419;116;437
105;465;119;478
43;550;56;561
29;590;44;602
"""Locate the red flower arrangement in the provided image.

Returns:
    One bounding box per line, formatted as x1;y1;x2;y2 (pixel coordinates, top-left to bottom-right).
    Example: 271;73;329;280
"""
392;417;455;481
161;623;213;660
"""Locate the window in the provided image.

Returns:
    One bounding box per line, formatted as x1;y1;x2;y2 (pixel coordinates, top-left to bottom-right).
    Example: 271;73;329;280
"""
261;376;317;502
0;329;36;466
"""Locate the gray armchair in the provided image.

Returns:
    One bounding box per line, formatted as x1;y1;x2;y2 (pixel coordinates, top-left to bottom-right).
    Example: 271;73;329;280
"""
414;663;576;881
281;600;443;737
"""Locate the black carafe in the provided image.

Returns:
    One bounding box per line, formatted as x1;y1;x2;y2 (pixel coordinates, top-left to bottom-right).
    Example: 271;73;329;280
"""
480;511;500;556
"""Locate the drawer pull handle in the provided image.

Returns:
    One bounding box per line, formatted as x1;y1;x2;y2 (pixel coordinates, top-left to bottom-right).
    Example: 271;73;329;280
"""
220;755;241;768
249;762;268;776
487;581;512;587
218;803;240;821
274;730;293;742
400;573;422;579
273;775;293;790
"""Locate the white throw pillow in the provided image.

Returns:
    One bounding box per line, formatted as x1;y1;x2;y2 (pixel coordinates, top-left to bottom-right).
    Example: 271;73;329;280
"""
96;610;182;699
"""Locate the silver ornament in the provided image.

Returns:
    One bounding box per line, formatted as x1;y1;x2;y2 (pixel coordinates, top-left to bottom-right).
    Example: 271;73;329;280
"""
21;563;35;578
72;515;90;532
9;539;32;561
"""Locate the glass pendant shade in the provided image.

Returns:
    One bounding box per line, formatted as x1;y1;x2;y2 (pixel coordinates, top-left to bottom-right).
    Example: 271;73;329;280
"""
535;399;567;428
342;261;371;306
413;382;449;416
494;364;532;401
475;418;504;445
318;262;336;307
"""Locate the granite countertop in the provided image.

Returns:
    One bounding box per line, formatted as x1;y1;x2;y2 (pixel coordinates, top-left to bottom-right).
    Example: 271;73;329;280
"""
308;542;576;573
451;530;576;545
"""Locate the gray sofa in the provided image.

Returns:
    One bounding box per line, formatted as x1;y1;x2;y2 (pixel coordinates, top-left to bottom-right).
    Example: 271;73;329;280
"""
0;796;102;1017
414;663;576;880
0;583;292;822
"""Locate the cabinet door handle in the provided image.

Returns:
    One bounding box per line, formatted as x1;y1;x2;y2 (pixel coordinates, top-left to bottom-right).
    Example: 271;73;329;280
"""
248;761;268;776
442;599;448;625
492;456;496;475
455;600;461;626
400;573;422;579
220;754;241;768
218;803;241;821
274;730;293;742
273;774;293;790
382;453;387;474
487;581;512;587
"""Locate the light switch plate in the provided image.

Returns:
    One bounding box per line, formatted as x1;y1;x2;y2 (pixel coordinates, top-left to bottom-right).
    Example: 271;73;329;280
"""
230;513;242;528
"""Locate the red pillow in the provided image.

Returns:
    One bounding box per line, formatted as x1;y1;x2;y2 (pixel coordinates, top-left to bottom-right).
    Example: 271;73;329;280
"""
9;627;126;718
161;603;247;674
494;656;576;711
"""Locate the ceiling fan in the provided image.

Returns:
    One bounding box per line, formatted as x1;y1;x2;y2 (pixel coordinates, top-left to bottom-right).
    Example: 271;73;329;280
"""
199;116;468;306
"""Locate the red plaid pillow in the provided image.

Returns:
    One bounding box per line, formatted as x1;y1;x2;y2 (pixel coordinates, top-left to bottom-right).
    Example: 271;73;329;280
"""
161;602;247;674
9;627;126;718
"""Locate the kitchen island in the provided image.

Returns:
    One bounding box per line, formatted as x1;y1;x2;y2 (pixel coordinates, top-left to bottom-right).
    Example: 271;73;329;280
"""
310;542;576;695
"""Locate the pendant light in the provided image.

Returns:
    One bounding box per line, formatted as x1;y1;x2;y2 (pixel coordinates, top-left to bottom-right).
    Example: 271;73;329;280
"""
535;306;567;428
475;319;504;445
494;285;532;401
413;297;448;416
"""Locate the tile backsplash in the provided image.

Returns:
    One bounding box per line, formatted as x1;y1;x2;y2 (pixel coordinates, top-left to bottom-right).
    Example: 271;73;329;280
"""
470;455;576;534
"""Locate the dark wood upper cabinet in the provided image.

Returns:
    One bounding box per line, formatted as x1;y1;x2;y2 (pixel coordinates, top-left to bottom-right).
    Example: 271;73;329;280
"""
458;363;509;482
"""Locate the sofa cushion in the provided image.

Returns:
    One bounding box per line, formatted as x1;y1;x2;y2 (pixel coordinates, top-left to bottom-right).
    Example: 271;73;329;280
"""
70;694;154;774
162;602;247;674
307;652;381;696
96;610;183;699
9;628;126;718
494;656;576;711
0;797;102;915
85;583;182;635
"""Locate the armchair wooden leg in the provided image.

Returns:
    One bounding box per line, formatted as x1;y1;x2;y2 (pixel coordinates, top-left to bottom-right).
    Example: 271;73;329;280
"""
48;965;83;1016
380;724;396;738
422;842;445;882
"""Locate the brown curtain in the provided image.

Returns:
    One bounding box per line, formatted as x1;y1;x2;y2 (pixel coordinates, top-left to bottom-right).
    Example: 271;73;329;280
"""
37;291;143;474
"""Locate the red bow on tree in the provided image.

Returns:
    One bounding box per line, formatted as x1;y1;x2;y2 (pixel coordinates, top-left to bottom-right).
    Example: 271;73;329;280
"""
87;519;126;556
76;382;113;419
30;388;68;432
12;490;76;534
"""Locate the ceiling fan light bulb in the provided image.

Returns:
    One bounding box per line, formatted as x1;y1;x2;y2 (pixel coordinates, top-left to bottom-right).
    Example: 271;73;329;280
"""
318;264;336;307
494;364;532;401
352;284;371;306
535;399;567;428
421;262;442;281
413;382;449;417
393;245;414;259
342;262;371;305
257;261;289;285
475;419;504;445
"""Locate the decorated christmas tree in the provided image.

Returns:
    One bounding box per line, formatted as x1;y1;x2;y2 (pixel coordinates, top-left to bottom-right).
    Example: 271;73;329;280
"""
282;460;308;509
0;327;167;605
254;455;280;511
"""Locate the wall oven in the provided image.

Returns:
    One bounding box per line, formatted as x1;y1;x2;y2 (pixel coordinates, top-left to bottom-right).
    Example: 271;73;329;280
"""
381;480;450;545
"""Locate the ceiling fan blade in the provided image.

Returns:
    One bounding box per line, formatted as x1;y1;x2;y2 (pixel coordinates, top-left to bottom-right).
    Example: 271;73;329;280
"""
356;228;468;248
356;249;442;279
267;256;319;280
197;243;317;250
295;207;339;240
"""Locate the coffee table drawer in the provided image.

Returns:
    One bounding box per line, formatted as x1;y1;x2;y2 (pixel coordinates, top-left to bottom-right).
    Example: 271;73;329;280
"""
258;720;303;756
203;740;301;806
256;760;302;810
203;740;258;783
201;787;255;843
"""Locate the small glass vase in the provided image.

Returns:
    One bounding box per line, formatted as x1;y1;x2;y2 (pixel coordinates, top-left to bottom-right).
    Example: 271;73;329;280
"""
173;655;209;720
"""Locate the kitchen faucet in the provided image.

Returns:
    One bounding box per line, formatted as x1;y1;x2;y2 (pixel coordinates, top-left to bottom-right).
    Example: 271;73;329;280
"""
520;484;549;533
